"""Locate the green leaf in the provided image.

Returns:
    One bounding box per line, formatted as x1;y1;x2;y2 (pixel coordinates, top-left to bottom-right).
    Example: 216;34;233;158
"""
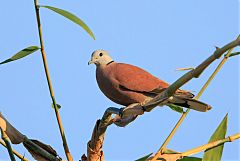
135;153;153;161
0;46;40;65
41;5;95;40
228;52;240;57
178;157;202;161
202;114;228;161
167;104;184;113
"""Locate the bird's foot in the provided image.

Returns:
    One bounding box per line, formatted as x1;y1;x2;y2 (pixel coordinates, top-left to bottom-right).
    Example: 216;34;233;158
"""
118;107;124;117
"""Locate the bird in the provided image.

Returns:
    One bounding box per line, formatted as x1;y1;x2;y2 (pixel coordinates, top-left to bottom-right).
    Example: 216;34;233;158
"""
88;49;212;112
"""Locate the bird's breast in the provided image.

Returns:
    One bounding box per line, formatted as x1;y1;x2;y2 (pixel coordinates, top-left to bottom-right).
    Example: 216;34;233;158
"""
96;66;146;106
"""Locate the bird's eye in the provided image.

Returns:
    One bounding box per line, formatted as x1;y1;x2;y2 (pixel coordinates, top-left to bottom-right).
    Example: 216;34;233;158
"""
99;53;103;57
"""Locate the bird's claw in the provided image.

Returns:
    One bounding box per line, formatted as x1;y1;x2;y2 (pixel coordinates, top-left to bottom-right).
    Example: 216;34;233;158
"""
118;107;125;117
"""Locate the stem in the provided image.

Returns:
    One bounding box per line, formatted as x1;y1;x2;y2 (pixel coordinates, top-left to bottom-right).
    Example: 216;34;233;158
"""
33;1;73;160
0;139;29;161
195;48;234;99
150;42;237;160
1;129;16;161
181;133;240;157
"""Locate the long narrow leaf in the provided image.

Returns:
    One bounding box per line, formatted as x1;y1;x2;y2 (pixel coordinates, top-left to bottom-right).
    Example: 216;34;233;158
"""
202;114;228;161
167;104;184;113
40;5;95;40
0;46;40;65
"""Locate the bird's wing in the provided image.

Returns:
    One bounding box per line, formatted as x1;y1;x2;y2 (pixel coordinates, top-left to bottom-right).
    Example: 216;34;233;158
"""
114;63;169;93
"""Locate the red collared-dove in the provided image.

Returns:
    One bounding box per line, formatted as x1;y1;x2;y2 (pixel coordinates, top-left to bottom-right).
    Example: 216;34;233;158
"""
88;50;211;112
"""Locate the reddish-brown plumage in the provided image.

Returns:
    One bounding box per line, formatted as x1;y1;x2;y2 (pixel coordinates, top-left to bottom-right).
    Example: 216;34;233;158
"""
96;62;169;106
90;49;211;112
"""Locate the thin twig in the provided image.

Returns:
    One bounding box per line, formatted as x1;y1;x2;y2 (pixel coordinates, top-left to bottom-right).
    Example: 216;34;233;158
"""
1;128;16;161
0;139;29;161
181;133;240;157
195;48;235;99
147;133;240;161
33;1;73;160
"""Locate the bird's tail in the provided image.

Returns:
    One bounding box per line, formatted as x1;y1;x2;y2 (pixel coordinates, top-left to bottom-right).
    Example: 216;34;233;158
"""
168;95;212;112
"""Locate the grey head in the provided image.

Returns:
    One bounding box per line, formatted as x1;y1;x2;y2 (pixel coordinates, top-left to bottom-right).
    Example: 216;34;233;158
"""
88;50;114;66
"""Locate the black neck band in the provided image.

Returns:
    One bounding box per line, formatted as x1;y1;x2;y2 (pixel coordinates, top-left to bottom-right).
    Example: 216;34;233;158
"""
107;61;114;65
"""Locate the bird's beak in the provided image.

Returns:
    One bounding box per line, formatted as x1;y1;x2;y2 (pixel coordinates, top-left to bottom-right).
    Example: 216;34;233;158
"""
88;60;94;65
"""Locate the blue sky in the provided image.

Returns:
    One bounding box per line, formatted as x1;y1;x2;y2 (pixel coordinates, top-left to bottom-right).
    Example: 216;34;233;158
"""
0;0;239;161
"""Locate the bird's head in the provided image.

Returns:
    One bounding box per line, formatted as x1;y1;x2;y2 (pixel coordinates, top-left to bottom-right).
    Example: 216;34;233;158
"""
88;50;114;66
